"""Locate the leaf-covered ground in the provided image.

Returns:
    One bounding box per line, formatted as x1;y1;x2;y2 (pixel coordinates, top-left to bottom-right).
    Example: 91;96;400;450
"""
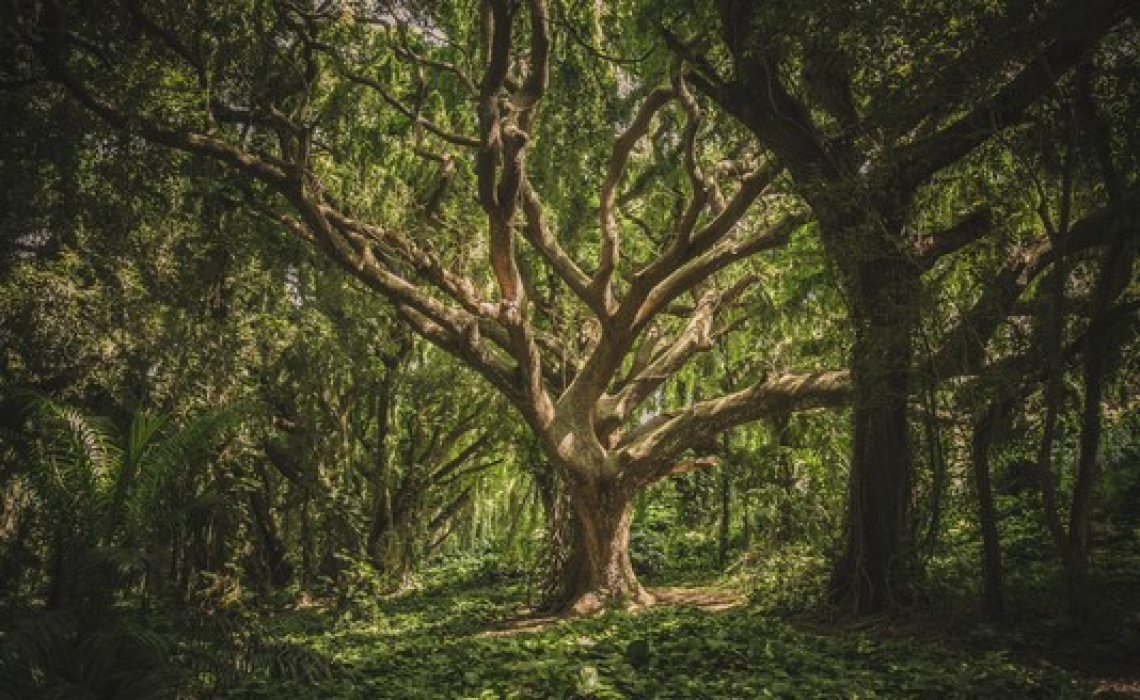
206;581;1095;699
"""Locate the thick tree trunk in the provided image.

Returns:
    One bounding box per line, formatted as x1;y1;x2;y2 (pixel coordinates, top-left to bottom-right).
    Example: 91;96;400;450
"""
530;459;573;608
557;477;652;614
830;256;919;613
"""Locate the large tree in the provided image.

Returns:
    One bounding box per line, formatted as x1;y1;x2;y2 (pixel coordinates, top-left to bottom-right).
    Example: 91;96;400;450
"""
9;0;853;611
663;0;1137;610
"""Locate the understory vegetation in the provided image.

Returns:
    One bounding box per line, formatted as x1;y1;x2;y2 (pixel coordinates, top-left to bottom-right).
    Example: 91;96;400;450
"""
3;547;1138;698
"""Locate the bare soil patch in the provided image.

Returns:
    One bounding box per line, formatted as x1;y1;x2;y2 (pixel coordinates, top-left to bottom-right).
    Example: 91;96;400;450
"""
478;585;744;637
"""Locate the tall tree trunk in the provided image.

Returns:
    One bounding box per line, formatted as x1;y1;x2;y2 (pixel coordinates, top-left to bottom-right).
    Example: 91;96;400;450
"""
299;495;314;596
831;255;920;612
1066;222;1133;621
558;475;652;614
249;490;292;589
717;465;732;567
366;371;397;570
1065;74;1131;621
772;414;795;544
1066;375;1101;621
971;399;1006;620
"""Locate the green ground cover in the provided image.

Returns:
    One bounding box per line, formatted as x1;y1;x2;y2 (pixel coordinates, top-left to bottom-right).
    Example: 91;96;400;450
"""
198;580;1088;699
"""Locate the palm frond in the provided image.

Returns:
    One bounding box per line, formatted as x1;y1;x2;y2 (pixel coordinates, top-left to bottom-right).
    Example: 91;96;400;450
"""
27;396;121;505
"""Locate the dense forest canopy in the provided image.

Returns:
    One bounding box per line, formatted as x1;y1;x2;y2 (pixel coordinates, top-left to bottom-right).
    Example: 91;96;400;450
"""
0;0;1138;696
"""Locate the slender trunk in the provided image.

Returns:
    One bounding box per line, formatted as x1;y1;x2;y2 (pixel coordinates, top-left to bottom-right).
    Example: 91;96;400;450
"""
971;399;1006;620
367;371;397;569
741;491;752;551
772;414;795;544
45;528;68;609
503;481;526;562
299;495;313;595
1067;203;1132;620
919;374;947;558
1066;345;1108;621
831;256;919;613
1036;119;1077;554
249;490;292;589
1034;263;1069;552
717;466;732;567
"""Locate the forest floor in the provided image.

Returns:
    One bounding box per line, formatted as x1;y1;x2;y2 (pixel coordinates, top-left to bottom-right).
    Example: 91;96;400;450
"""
4;554;1136;698
480;584;745;637
176;562;1136;699
468;579;1140;698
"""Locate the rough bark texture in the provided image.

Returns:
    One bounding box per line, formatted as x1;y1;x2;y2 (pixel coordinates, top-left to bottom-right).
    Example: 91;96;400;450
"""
560;477;652;614
830;255;919;612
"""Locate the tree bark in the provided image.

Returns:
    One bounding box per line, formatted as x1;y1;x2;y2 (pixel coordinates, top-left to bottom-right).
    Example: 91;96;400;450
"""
558;475;652;614
248;491;292;590
971;399;1006;621
830;255;919;613
717;465;732;567
772;414;795;544
1066;228;1133;621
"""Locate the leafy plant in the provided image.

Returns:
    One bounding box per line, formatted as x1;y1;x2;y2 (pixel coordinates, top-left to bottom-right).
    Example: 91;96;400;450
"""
0;611;179;699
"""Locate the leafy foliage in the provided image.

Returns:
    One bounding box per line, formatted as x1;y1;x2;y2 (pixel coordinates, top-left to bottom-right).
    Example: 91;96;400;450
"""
188;577;1088;699
0;0;1137;696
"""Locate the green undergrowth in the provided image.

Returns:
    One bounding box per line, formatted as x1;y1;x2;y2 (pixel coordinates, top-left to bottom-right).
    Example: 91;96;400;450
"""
9;551;1131;698
208;584;1088;699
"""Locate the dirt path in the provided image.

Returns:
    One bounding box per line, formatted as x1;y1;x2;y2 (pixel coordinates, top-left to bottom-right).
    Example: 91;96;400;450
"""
479;585;745;637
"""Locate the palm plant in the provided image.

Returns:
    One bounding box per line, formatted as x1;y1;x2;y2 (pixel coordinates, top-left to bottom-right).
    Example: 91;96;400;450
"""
26;397;241;608
0;610;179;700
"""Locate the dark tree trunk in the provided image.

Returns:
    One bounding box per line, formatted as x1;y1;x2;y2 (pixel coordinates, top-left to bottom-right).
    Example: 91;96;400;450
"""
830;255;920;613
247;462;291;590
249;489;292;589
971;400;1006;621
299;496;314;595
366;370;397;570
1066;211;1132;621
45;529;69;609
772;414;795;544
717;466;732;567
1065;331;1110;623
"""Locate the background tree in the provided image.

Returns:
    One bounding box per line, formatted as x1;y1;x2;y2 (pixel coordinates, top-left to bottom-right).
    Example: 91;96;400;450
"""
658;0;1137;611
